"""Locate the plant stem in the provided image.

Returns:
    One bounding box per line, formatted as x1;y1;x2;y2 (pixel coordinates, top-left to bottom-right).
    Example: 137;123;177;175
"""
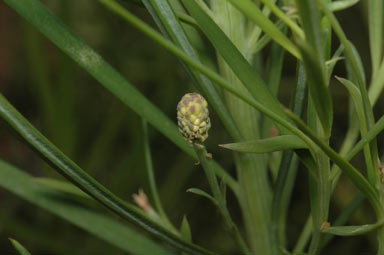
142;120;176;232
193;143;251;255
210;1;279;254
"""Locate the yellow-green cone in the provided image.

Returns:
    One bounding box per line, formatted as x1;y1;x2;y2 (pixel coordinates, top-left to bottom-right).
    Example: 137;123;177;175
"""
177;93;211;144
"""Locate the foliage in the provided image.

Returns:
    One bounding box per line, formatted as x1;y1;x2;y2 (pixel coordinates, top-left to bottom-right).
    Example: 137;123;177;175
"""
1;0;384;254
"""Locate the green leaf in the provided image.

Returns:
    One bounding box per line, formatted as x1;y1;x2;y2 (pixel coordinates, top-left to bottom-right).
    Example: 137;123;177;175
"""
368;60;384;105
219;135;308;153
325;45;344;81
143;0;242;141
347;114;384;160
335;76;376;184
271;63;307;248
187;188;217;205
225;0;301;59
335;77;365;126
253;21;284;54
319;1;374;132
34;177;91;199
0;160;172;255
369;0;383;77
321;193;364;248
322;219;384;236
297;40;333;136
181;0;294;133
328;0;359;12
9;238;32;255
0;94;215;255
180;215;192;242
296;0;333;136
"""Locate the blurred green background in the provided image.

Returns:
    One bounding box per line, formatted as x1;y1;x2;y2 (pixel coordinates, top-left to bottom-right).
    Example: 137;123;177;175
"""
0;0;383;254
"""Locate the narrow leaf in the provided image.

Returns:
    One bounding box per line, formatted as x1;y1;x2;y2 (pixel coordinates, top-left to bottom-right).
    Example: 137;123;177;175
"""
347;114;384;160
187;188;217;205
328;0;359;12
369;0;383;77
0;160;172;255
34;178;91;199
298;40;333;136
9;239;32;255
220;135;307;153
321;193;364;248
322;219;384;236
335;77;365;125
180;215;192;242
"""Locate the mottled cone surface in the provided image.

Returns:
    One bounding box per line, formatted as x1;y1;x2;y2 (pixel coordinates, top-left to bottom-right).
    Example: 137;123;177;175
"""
177;93;211;143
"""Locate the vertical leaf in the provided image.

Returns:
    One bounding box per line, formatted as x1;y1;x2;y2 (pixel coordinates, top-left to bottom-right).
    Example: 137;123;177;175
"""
369;0;383;78
296;0;333;136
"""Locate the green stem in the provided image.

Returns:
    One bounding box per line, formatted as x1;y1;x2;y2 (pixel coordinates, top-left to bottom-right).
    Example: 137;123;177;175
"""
294;217;312;253
309;149;331;255
142;120;176;232
193;143;251;255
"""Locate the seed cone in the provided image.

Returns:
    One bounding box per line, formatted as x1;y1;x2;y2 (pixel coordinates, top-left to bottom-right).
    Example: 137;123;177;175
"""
177;93;211;144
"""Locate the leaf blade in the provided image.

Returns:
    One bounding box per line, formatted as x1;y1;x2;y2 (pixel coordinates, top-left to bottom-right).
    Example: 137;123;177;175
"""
220;135;308;153
9;239;32;255
322;219;384;236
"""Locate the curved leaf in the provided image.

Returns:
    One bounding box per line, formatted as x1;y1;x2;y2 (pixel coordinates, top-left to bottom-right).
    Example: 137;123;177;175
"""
34;178;91;199
328;0;359;12
220;135;308;153
322;219;384;236
187;188;217;205
335;77;365;125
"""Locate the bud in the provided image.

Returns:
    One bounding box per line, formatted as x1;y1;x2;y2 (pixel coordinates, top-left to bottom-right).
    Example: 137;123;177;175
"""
177;93;211;144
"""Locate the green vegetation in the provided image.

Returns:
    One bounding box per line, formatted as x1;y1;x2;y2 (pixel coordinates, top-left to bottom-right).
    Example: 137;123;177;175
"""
1;0;384;254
